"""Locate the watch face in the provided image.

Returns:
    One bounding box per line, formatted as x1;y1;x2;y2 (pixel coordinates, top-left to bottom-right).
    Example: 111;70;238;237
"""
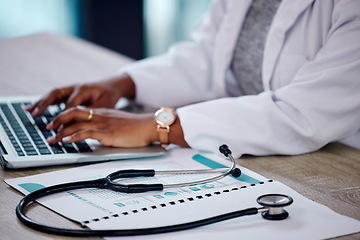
158;111;175;125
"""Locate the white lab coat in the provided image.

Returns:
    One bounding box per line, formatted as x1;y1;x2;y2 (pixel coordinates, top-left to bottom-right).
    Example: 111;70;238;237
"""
121;0;360;157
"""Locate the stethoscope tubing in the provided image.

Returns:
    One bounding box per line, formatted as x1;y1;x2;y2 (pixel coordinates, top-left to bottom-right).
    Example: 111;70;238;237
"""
15;145;254;237
161;153;238;188
17;186;260;237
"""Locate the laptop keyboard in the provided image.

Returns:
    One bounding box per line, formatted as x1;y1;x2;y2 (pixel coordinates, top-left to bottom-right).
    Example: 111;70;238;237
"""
0;102;92;157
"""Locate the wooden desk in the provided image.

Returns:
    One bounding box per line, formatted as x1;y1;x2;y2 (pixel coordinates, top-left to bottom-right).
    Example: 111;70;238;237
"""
0;33;359;240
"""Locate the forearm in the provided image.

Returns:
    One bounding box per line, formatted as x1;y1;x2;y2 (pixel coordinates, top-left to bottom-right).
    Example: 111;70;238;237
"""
105;74;188;147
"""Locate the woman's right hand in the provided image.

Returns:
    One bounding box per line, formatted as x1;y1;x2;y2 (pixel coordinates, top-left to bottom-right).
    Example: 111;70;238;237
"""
26;74;135;116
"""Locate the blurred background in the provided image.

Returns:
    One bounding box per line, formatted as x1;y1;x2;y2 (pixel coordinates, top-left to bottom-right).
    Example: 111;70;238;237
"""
0;0;211;59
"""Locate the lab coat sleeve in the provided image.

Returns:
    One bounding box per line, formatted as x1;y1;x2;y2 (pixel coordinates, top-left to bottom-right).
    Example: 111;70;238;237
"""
119;0;225;108
178;0;360;157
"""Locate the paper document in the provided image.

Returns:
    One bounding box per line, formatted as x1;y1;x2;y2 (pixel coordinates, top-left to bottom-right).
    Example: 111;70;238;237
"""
5;148;360;240
6;148;266;223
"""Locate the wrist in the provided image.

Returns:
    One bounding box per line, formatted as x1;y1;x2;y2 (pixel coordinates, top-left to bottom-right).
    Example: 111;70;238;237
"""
147;115;189;147
110;73;136;100
154;108;176;147
153;108;189;148
169;116;189;147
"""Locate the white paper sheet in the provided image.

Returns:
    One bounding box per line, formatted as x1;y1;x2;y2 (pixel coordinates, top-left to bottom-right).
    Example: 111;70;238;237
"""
5;148;266;223
98;180;360;240
5;148;360;239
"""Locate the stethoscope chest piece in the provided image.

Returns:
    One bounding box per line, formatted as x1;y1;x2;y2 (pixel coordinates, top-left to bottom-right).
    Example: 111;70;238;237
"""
257;194;293;220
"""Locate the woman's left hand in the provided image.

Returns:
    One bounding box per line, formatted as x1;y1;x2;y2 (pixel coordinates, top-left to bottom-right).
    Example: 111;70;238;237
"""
46;107;158;148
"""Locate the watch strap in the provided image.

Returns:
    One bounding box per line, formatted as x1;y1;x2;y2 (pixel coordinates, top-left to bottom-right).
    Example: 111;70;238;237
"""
155;107;176;148
157;125;170;147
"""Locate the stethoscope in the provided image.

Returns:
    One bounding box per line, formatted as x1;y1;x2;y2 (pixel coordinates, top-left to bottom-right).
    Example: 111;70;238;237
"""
16;145;293;237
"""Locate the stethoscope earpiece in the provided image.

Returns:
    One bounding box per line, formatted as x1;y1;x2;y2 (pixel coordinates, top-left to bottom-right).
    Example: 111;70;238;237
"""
230;167;241;178
219;144;232;157
219;144;241;178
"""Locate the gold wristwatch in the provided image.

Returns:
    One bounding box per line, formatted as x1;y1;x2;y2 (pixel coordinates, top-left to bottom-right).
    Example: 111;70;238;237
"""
154;107;176;147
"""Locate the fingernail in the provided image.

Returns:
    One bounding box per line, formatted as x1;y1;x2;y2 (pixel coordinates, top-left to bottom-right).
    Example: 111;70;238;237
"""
32;107;39;116
46;122;53;130
62;136;72;142
47;136;55;143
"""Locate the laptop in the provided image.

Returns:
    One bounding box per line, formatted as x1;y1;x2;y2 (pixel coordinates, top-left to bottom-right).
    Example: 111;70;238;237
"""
0;95;165;169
